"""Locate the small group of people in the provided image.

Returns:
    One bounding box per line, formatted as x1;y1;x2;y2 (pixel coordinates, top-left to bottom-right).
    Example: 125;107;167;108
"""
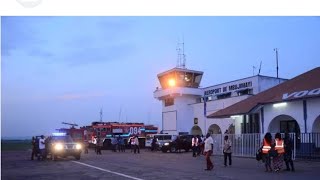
261;132;295;172
110;135;126;152
195;133;233;171
128;135;140;154
31;135;46;161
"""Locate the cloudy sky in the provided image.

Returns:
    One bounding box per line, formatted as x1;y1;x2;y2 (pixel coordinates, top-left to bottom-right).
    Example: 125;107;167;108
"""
1;16;320;138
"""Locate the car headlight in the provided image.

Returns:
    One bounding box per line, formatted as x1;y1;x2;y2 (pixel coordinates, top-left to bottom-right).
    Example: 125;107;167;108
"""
76;144;82;150
164;142;169;146
54;143;63;151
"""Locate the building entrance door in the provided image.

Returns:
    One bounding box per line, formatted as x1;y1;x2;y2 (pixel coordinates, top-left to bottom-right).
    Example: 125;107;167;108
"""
280;120;301;148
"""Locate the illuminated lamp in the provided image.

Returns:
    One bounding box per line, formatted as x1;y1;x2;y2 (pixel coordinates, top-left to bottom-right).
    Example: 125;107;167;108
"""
52;132;66;136
168;79;176;87
76;144;82;150
230;115;240;119
273;102;287;108
54;143;63;151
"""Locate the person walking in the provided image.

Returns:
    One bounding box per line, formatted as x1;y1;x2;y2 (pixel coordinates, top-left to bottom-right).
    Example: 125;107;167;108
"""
200;135;205;155
151;136;157;151
223;135;232;167
192;135;199;157
84;140;89;154
204;133;214;171
262;132;273;172
133;136;140;154
96;137;102;155
273;132;285;172
129;136;135;153
119;136;125;152
93;136;97;153
197;135;202;156
38;135;46;160
111;136;118;152
284;132;295;172
31;136;37;160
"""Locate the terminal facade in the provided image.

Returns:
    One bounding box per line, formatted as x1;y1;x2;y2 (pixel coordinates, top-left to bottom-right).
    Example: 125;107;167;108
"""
153;67;287;135
154;66;320;136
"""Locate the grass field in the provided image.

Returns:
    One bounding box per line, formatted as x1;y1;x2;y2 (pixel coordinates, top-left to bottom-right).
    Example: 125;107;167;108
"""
1;140;31;151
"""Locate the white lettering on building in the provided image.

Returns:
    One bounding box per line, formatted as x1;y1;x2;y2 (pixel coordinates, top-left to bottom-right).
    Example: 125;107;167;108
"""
204;81;252;96
309;88;320;95
294;91;308;98
282;88;320;100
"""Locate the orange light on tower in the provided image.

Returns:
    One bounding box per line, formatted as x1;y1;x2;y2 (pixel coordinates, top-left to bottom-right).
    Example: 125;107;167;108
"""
168;79;176;87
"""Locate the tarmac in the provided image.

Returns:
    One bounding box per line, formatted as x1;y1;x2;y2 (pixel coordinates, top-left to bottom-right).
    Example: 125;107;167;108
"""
1;149;320;180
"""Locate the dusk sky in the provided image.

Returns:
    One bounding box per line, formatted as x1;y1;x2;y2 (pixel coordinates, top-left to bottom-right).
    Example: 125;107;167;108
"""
1;16;320;138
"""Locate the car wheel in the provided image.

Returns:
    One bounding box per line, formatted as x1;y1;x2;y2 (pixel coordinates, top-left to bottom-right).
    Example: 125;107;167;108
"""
162;149;168;153
170;146;176;153
75;154;81;160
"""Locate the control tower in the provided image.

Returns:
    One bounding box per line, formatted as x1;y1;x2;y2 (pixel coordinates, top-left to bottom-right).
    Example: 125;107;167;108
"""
154;67;204;135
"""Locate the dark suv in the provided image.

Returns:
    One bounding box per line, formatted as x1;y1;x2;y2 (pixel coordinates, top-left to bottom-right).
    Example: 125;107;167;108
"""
161;135;193;153
46;133;82;160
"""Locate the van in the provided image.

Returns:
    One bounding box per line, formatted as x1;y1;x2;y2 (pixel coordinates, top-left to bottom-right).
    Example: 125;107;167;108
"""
153;134;177;148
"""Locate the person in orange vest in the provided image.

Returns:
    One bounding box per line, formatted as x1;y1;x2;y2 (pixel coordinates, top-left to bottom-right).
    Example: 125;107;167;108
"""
191;135;199;157
262;132;272;172
273;132;285;172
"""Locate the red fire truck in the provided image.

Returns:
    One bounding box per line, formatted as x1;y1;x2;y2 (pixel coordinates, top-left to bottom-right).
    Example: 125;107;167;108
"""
84;121;158;149
56;122;86;143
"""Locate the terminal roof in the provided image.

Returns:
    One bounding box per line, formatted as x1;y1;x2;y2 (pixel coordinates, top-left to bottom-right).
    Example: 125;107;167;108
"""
207;67;320;118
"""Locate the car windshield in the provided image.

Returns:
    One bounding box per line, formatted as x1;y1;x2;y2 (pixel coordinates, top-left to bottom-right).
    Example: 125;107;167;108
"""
154;135;173;140
51;135;74;143
146;136;153;140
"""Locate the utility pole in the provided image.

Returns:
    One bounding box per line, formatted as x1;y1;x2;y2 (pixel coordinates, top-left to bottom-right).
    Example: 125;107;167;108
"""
252;66;256;76
274;48;279;78
118;106;122;122
258;61;262;75
100;108;103;122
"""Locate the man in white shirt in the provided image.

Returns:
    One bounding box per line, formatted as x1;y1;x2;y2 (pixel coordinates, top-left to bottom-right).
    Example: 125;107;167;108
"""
204;133;214;170
133;136;140;154
39;135;46;160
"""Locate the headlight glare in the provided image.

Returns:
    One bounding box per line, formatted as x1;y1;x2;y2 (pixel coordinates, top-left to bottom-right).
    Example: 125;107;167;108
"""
76;144;82;150
55;143;63;151
164;142;169;146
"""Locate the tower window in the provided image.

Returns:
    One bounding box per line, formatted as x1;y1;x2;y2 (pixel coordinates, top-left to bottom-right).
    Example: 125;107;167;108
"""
237;88;253;96
217;92;231;99
165;98;174;106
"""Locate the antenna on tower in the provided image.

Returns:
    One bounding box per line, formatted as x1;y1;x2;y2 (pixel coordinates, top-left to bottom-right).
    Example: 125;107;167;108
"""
258;61;262;75
176;36;186;68
182;36;186;68
176;42;181;68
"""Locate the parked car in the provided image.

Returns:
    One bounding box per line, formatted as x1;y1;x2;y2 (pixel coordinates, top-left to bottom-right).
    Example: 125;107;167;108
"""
153;134;177;150
161;135;193;153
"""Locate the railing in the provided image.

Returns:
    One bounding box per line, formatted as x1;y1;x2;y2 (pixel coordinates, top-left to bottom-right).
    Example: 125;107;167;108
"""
211;133;320;160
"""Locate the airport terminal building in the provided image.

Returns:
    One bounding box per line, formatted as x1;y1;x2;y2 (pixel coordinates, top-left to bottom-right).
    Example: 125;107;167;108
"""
154;67;320;136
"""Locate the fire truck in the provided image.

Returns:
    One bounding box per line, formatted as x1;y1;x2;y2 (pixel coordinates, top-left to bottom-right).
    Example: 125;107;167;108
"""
56;122;86;143
85;121;158;149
